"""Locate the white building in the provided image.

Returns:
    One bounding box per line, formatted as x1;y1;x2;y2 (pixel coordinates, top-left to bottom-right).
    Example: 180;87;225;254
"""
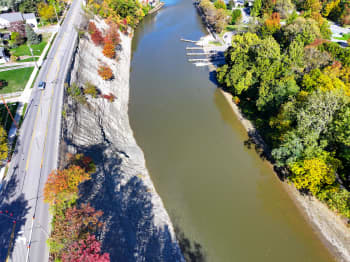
0;12;37;29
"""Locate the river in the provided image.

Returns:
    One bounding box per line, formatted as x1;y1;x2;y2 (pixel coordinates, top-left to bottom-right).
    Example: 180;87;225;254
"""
129;0;335;261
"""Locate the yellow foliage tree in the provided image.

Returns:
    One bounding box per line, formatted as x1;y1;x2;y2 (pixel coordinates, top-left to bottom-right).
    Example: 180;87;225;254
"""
0;125;8;162
289;153;340;195
38;3;56;22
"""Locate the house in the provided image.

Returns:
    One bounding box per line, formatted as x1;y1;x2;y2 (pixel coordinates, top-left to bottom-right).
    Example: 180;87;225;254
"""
0;12;38;30
140;0;159;7
0;47;9;63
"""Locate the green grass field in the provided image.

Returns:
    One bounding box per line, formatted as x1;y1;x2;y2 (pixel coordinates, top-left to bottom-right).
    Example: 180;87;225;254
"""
11;40;47;57
0;67;34;94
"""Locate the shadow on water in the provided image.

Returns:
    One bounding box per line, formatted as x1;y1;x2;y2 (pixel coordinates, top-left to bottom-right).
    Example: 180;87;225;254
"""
69;142;183;262
0;164;30;261
174;225;206;262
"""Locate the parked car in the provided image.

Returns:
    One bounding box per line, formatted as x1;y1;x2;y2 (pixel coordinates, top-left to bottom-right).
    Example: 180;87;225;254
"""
38;81;46;90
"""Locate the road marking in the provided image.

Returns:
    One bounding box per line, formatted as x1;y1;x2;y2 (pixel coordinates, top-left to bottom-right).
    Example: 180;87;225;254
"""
5;222;16;262
25;31;66;171
25;92;43;171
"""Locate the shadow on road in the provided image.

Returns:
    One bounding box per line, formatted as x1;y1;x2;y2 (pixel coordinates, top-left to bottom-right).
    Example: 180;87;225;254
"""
0;171;30;261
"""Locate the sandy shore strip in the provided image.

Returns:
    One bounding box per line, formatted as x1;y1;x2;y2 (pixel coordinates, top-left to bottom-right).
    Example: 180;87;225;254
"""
220;88;350;262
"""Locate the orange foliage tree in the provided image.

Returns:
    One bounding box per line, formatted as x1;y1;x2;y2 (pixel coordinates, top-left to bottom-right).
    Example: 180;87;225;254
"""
89;21;104;46
103;39;116;58
44;166;91;205
98;64;113;80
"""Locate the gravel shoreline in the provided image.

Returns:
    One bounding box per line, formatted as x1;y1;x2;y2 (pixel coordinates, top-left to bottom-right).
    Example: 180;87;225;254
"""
220;88;350;262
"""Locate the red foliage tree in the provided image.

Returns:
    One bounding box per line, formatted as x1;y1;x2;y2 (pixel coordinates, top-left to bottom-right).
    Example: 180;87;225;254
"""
43;166;91;205
91;28;104;46
98;64;113;80
49;204;104;257
104;23;120;45
102;39;116;58
9;21;26;36
102;93;116;102
88;21;97;34
62;234;110;262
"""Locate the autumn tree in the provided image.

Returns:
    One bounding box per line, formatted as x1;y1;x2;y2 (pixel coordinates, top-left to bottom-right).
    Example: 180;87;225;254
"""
38;3;56;22
0;126;8;162
90;27;104;46
44;165;91;206
48;204;103;255
105;23;120;45
66;153;96;174
62;234;110;262
103;39;115;58
289;152;340;195
98;64;113;80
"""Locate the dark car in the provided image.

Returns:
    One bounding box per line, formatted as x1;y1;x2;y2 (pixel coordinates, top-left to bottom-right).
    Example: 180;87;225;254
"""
38;81;46;90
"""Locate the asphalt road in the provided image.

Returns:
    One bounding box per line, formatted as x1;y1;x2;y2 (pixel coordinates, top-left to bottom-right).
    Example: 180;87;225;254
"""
0;0;82;261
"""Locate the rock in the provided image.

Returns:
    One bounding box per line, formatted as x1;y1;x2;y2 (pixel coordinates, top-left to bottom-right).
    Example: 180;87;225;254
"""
62;19;184;262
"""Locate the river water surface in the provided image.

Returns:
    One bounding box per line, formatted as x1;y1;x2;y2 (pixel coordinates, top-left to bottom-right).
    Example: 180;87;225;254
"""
129;1;335;261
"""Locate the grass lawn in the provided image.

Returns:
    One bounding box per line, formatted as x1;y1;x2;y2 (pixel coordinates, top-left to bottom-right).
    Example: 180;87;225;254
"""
10;33;50;57
11;41;47;57
334;33;350;41
0;67;34;94
0;102;18;132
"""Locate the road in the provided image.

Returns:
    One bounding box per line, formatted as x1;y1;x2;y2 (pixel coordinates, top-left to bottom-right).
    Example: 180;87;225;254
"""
0;0;82;261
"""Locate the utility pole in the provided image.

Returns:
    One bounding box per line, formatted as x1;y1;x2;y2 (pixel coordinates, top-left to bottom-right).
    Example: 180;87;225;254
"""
0;95;18;129
27;43;39;69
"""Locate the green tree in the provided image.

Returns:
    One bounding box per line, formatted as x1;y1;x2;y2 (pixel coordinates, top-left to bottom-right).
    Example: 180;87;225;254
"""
275;0;294;18
251;0;262;17
214;0;226;9
25;24;40;45
230;9;242;24
330;104;350;146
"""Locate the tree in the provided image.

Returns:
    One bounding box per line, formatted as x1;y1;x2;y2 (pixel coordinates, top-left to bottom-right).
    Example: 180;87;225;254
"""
330;104;350;146
251;0;262;17
66;153;96;173
275;0;294;19
90;27;104;46
0;125;8;162
214;0;226;10
48;203;103;256
38;3;56;22
105;23;120;45
98;64;113;80
289;152;340;195
62;234;110;262
25;24;40;45
43;166;91;206
102;39;116;58
19;0;39;13
9;21;25;37
230;9;242;24
282;17;321;46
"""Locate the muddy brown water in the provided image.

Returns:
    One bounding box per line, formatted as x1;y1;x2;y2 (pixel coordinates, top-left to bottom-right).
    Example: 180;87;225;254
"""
129;0;335;261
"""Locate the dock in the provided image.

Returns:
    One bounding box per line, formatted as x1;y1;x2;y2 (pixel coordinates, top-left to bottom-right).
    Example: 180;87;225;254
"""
186;53;211;56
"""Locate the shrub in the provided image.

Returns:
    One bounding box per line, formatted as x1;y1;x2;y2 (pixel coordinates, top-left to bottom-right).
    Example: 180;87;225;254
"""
102;39;115;58
231;9;242;24
67;83;87;104
88;21;97;34
105;23;120;45
89;23;104;46
10;55;18;62
102;92;116;102
214;0;226;9
98;65;113;80
84;81;98;98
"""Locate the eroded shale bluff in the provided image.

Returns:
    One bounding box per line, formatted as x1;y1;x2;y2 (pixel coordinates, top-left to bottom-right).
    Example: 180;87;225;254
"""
62;18;184;262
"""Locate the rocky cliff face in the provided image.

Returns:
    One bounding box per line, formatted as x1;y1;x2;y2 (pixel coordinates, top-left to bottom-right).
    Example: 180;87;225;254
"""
62;18;184;262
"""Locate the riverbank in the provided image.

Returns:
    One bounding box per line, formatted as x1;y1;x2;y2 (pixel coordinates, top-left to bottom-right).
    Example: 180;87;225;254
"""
219;69;350;262
61;17;184;261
